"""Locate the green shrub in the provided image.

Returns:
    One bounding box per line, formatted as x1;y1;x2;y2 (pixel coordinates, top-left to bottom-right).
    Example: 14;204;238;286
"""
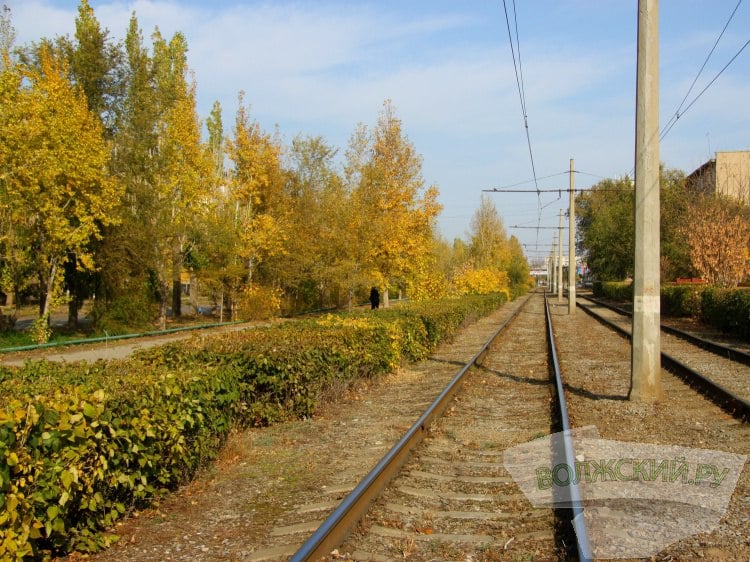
660;284;704;317
0;361;240;558
701;287;750;340
596;281;633;301
90;295;156;336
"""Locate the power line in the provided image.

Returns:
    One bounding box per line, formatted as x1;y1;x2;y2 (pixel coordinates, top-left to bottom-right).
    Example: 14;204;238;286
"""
660;37;750;141
483;187;631;193
502;0;535;188
510;225;568;230
501;0;542;245
661;0;744;142
491;171;568;190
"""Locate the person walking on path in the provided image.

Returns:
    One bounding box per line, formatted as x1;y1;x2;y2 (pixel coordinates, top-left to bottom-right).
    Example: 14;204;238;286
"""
369;287;380;310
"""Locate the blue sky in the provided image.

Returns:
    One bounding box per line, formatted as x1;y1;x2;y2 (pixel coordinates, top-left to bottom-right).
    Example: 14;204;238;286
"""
7;1;750;264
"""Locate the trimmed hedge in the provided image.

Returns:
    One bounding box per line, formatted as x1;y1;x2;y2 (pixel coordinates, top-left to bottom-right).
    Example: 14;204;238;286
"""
593;280;633;301
0;293;508;559
700;287;750;340
590;279;750;339
660;284;704;317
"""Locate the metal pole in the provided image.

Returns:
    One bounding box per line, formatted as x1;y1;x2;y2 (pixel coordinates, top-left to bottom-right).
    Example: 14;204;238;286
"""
631;0;662;401
568;158;576;314
557;210;563;302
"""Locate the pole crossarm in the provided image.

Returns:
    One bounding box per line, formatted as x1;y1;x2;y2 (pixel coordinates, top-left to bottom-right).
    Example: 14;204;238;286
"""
510;225;568;230
483;187;630;193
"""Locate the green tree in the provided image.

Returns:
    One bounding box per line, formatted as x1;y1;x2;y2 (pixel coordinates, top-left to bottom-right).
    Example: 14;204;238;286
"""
577;169;694;283
660;169;693;281
98;14;160;330
68;0;124;136
577;177;635;281
507;235;531;286
282;135;350;311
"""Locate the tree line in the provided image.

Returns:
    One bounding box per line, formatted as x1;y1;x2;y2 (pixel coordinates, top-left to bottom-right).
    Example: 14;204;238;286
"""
0;2;530;341
577;167;750;287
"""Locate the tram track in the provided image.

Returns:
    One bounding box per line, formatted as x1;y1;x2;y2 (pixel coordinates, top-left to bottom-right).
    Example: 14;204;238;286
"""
577;294;750;419
288;291;586;561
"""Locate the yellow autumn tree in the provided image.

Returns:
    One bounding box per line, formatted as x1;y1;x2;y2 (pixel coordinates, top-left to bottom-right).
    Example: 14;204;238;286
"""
0;48;120;338
352;100;442;305
453;261;511;298
681;194;750;287
143;31;214;326
158;81;212;320
450;194;518;297
224;93;287;319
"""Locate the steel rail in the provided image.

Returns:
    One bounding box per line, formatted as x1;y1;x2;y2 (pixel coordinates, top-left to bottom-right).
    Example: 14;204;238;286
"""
578;294;750;366
544;296;593;561
289;292;533;561
577;299;750;422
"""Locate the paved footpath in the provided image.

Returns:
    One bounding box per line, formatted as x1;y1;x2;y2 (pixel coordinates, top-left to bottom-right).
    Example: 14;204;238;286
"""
0;322;267;367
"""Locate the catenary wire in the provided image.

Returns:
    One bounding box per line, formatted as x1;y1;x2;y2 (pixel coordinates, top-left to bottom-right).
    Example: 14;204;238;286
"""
660;0;743;141
660;37;750;141
501;0;542;245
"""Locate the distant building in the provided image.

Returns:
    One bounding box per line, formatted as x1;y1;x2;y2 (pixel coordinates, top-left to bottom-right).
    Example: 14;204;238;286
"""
686;150;750;202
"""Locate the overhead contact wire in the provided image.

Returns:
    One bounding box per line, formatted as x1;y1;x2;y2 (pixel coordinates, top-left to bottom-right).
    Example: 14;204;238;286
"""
502;0;542;245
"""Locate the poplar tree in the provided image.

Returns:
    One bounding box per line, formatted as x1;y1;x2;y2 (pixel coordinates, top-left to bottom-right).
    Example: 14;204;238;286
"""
149;30;211;324
98;14;160;330
469;194;511;271
283;135;349;310
66;0;124;325
69;0;123;136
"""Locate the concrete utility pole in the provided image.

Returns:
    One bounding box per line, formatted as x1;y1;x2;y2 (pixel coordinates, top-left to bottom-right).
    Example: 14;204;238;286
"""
568;158;576;315
550;236;557;294
547;250;552;293
631;0;663;402
557;210;564;303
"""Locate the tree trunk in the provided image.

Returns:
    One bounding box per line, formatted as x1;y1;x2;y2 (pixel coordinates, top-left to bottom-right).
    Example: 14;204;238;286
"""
66;256;79;328
172;278;182;317
159;279;169;331
171;246;182;317
189;274;198;313
68;298;79;328
41;261;57;320
383;288;390;308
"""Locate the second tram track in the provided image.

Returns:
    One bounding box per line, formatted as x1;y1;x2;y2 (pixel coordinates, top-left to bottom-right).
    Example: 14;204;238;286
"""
577;295;750;416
